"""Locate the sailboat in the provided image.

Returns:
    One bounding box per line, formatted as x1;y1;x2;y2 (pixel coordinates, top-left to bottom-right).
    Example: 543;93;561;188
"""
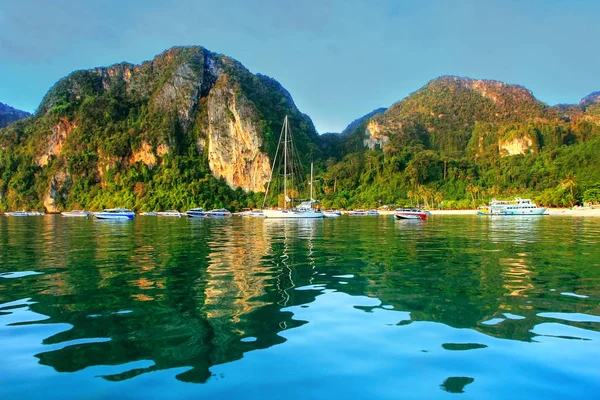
261;116;323;219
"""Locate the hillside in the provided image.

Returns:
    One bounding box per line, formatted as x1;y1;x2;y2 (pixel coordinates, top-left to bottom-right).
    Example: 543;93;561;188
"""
319;78;600;209
0;102;30;128
0;46;321;212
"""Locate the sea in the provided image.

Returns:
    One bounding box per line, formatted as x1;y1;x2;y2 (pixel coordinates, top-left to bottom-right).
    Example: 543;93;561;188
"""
1;215;599;399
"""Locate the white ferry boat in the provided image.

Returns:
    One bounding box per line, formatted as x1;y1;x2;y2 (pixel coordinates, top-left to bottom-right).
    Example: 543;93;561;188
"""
477;198;547;216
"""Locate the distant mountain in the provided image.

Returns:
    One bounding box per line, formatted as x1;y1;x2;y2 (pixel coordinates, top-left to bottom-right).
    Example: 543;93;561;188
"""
0;102;30;127
579;91;600;109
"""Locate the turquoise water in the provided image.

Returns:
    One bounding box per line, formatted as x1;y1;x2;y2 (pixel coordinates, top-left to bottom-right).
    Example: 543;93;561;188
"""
1;215;599;399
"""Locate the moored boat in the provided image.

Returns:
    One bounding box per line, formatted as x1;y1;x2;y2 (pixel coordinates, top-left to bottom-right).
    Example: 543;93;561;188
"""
366;210;380;216
206;208;232;217
61;210;91;217
322;209;343;218
394;208;430;220
94;208;135;220
156;210;183;218
249;210;266;218
4;210;45;216
138;211;157;216
478;198;547;216
185;208;207;218
348;210;367;216
259;116;323;219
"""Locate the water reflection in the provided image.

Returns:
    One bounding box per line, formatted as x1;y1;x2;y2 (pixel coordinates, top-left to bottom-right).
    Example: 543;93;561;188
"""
0;215;599;397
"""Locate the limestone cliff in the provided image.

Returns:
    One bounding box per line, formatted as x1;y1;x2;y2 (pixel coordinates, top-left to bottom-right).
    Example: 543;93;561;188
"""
0;45;321;211
498;136;534;156
205;75;271;192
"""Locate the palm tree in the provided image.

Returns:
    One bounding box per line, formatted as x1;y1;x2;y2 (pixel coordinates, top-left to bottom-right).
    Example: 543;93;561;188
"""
561;174;577;206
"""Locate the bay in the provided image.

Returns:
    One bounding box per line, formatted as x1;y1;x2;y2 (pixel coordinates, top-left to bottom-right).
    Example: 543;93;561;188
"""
0;215;599;399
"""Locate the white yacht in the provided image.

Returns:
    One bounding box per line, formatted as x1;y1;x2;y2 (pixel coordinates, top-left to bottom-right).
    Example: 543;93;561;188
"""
260;116;323;219
478;198;547;216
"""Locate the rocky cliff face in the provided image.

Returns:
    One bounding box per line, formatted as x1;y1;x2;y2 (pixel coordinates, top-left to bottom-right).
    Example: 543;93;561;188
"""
363;120;390;150
205;74;271;192
0;102;30;128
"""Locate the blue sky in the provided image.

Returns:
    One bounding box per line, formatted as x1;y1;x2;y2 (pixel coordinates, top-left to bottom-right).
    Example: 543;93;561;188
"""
1;0;599;133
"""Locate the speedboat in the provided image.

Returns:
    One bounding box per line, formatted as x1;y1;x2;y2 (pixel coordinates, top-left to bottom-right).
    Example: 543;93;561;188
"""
478;198;547;216
394;208;430;220
156;210;183;218
206;208;232;217
185;208;207;218
139;211;157;216
322;209;342;218
61;210;91;217
367;210;380;216
94;208;135;220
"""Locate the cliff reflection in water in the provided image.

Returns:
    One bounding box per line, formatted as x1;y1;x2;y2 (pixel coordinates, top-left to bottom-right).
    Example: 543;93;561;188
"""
0;215;599;387
25;218;321;383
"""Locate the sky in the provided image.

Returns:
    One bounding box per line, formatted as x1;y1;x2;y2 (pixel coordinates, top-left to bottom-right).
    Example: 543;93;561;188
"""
0;0;599;133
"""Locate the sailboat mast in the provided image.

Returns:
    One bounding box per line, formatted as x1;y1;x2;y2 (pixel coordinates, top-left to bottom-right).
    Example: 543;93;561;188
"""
310;162;314;202
283;116;288;210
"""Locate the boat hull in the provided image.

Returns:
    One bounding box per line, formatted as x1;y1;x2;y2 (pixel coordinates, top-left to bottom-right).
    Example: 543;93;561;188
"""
94;213;135;220
186;211;207;218
262;209;323;219
478;208;547;216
